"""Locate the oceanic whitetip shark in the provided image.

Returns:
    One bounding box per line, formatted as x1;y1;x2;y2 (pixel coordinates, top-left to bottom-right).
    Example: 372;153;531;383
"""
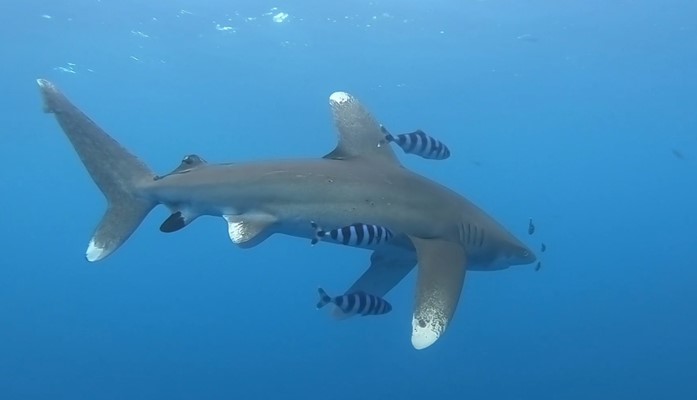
36;78;536;350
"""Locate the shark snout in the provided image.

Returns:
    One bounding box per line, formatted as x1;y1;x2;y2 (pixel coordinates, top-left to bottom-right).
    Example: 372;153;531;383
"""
515;245;537;265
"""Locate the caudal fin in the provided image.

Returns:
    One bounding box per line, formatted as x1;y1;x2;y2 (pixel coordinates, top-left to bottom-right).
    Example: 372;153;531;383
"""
316;288;333;309
37;79;157;262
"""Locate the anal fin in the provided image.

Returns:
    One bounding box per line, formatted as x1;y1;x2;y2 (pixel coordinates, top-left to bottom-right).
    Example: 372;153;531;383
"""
223;213;277;248
409;236;466;350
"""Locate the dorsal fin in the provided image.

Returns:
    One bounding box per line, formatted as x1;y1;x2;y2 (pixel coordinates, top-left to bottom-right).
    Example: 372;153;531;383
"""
172;154;206;174
155;154;207;180
323;92;400;165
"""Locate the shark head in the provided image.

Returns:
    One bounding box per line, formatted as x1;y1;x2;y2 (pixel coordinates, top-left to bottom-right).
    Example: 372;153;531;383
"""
489;238;537;269
508;242;537;265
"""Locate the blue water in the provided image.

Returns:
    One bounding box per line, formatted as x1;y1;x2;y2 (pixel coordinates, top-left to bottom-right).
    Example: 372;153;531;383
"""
2;1;696;398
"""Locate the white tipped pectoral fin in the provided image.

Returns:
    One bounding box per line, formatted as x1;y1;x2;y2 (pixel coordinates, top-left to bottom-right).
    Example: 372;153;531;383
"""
332;237;417;320
347;246;416;296
408;236;467;350
223;213;277;248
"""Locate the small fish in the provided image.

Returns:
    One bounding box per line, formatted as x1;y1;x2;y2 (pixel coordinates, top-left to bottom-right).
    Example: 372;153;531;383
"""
671;149;685;160
535;261;541;271
316;288;392;316
379;125;451;160
528;218;535;235
540;242;546;252
311;221;393;248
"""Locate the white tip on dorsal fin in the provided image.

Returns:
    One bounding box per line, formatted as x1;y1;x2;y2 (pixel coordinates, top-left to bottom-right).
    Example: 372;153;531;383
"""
329;91;351;104
323;91;400;165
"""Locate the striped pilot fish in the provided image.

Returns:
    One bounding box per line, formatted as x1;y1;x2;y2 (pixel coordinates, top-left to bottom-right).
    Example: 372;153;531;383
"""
310;221;394;249
316;288;392;316
379;125;451;160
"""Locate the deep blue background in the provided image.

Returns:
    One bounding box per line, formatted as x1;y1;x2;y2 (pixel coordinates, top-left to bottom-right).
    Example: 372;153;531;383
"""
1;1;696;399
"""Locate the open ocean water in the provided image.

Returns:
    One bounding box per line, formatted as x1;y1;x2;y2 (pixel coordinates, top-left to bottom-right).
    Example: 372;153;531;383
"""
1;1;696;399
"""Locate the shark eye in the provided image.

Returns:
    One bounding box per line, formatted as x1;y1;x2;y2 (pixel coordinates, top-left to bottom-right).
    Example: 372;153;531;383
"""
182;156;193;164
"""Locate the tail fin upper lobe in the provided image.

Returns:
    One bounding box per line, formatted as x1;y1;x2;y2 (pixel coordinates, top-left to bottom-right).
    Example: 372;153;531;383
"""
37;79;157;262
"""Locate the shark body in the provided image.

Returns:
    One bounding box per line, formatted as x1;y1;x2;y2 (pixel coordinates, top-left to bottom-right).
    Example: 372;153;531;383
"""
37;79;536;350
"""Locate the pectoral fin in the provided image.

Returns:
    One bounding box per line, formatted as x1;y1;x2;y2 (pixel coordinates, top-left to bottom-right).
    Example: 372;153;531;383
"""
332;236;417;319
409;236;466;350
223;213;277;248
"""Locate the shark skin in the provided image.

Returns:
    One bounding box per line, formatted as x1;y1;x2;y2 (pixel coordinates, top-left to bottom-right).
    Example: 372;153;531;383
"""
36;79;536;350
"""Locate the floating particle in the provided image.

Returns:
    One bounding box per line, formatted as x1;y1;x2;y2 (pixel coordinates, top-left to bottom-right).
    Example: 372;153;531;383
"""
516;33;539;43
273;12;289;23
215;24;234;31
